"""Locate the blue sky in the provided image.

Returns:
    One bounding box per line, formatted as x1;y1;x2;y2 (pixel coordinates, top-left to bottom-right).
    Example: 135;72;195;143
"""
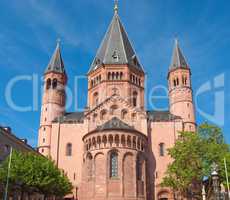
0;0;229;147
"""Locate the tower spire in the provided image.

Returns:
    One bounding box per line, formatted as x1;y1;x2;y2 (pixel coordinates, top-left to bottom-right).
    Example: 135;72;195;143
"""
45;39;66;74
170;38;189;70
89;1;144;73
114;0;118;14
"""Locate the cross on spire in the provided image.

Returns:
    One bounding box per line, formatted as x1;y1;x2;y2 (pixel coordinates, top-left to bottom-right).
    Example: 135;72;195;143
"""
57;38;61;46
114;0;118;14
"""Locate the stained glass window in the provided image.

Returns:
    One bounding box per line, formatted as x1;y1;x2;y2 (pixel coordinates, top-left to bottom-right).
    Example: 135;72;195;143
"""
110;152;118;178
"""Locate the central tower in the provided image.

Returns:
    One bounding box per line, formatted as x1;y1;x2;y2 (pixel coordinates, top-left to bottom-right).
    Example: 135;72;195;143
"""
87;4;145;110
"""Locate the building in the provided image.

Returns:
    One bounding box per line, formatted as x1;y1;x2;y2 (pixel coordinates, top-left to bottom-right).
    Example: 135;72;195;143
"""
37;3;196;200
0;126;40;199
0;126;36;163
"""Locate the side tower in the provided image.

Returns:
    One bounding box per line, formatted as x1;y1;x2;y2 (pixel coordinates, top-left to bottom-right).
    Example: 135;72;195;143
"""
38;41;67;156
168;39;196;131
87;5;145;110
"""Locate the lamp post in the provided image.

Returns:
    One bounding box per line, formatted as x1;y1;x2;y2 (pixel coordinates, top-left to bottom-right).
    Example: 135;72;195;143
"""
202;185;206;200
211;163;221;200
4;146;13;200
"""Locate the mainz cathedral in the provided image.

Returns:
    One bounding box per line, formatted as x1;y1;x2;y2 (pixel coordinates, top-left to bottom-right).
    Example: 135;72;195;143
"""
38;2;196;200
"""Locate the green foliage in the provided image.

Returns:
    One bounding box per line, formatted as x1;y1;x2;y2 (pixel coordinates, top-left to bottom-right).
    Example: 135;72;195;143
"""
0;151;73;198
162;123;230;199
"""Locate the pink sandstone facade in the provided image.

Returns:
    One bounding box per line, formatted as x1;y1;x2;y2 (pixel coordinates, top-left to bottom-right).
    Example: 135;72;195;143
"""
37;5;196;200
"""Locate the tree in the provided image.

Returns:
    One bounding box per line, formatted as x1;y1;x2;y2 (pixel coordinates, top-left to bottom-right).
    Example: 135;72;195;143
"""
0;151;73;199
162;123;230;199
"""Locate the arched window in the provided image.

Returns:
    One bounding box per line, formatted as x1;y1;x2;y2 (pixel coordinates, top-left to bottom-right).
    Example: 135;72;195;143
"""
133;91;138;107
46;79;51;90
97;136;101;146
132;75;135;83
136;155;143;181
102;135;107;147
133;137;136;148
121;135;126;147
159;143;165;156
110;152;118;178
100;109;107;120
158;191;169;200
112;72;115;80
184;76;187;85
173;79;176;87
52;79;58;89
127;136;131;147
116;72;119;80
93;92;99;106
138;78;141;86
176;78;179;86
115;135;119;146
66;143;72;156
108;72;111;80
86;153;93;178
108;135;113;146
120;72;123;80
121;109;128;119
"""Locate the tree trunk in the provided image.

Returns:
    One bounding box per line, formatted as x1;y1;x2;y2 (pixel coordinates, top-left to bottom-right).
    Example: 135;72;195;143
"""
20;190;24;200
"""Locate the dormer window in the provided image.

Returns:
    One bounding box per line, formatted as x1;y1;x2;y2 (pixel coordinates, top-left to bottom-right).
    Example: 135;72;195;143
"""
95;58;101;65
112;51;119;62
132;55;138;66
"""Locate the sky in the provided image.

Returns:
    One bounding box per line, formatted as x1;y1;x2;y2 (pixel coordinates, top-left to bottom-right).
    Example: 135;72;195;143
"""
0;0;229;147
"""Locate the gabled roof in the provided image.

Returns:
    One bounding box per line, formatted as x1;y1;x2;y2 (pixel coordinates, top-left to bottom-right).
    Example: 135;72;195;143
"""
89;9;143;73
170;39;189;70
96;117;135;132
45;41;66;74
147;110;181;122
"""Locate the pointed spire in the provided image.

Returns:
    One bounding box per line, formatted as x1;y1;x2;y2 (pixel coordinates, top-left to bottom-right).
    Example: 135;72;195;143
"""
170;39;189;70
45;39;65;74
89;4;143;73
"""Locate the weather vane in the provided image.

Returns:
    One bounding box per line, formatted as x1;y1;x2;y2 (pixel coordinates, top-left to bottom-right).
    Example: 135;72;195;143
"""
114;0;118;14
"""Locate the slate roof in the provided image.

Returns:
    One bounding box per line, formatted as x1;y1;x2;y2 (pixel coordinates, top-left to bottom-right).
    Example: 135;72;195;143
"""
147;111;181;122
95;117;135;132
45;41;66;74
53;112;84;123
89;9;143;73
170;39;189;70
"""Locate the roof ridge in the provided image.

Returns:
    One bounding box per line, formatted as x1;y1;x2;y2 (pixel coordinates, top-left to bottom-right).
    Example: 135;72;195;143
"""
104;14;117;64
117;14;128;63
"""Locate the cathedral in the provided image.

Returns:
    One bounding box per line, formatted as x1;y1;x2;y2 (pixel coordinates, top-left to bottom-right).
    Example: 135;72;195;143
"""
38;3;196;200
